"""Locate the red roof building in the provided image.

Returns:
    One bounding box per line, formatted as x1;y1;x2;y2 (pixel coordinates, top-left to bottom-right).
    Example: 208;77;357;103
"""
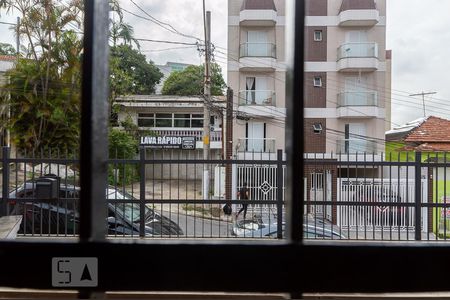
396;116;450;152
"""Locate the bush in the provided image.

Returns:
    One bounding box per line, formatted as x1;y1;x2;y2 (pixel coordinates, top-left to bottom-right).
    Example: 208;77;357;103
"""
108;129;139;185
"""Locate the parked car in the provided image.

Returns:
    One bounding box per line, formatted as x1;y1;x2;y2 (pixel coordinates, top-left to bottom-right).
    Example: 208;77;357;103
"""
7;178;183;236
231;214;346;239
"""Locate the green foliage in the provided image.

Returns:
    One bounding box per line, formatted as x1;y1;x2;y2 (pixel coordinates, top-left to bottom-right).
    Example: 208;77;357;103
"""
110;45;163;96
4;31;82;152
108;128;139;185
0;42;15;55
162;63;226;96
0;0;83;153
109;128;138;159
385;142;415;162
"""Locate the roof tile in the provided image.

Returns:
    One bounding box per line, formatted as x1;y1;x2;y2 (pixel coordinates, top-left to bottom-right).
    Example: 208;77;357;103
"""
404;116;450;143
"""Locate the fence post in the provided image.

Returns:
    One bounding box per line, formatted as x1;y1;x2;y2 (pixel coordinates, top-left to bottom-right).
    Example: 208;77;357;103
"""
415;151;422;241
139;147;146;237
276;149;283;239
1;146;10;217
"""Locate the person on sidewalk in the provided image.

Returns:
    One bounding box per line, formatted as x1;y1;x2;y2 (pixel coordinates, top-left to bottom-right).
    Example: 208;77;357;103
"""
236;182;249;219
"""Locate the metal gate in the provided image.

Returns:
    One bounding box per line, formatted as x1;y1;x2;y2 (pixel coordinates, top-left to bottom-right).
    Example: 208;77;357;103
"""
309;171;332;221
337;179;428;231
237;165;285;202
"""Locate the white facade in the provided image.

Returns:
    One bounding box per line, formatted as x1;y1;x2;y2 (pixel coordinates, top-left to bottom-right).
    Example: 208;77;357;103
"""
228;0;286;158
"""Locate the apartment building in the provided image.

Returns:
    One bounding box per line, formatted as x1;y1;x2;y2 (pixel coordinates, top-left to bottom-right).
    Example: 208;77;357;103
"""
227;0;286;158
304;0;391;155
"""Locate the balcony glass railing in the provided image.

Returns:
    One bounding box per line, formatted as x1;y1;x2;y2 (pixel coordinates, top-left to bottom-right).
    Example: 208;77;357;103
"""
337;139;378;154
337;91;378;107
237;138;276;153
337;42;378;60
238;90;276;106
239;42;276;58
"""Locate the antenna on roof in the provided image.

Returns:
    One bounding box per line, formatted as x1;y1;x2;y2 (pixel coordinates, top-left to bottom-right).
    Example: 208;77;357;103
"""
409;91;437;118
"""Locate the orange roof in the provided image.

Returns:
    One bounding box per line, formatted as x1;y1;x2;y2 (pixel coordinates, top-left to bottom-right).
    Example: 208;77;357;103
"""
404;116;450;143
0;55;16;61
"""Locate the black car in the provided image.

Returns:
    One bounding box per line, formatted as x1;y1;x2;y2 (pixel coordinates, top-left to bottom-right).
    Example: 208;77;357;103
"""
7;179;183;236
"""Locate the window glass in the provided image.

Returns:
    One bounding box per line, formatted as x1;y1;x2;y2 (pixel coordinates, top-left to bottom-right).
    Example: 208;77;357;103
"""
191;119;203;128
155;119;172;127
174;114;190;118
156;113;172;118
139;113;154;118
174;119;191;127
138;119;154;127
314;30;322;41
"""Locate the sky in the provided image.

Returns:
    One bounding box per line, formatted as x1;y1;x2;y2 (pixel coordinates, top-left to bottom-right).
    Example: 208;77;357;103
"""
1;0;450;129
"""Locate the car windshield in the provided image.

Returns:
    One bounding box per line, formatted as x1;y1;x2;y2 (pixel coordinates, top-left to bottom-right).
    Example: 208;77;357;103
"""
112;203;146;223
107;189;151;223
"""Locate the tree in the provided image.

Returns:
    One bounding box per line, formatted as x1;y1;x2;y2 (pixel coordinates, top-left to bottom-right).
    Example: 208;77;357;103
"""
0;42;15;55
110;44;163;96
0;0;83;153
161;63;226;96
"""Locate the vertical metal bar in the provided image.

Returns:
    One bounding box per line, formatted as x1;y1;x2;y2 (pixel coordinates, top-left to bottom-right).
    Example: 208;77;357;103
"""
79;0;109;242
276;149;283;239
286;0;304;244
1;146;10;217
140;147;146;237
415;151;422;241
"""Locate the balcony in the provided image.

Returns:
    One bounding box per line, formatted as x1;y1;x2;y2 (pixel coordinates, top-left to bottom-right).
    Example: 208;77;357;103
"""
149;128;222;149
240;9;277;26
237;90;285;118
337;139;378;154
337;91;380;118
237;138;276;153
239;42;277;71
238;90;276;106
339;0;379;27
337;42;378;72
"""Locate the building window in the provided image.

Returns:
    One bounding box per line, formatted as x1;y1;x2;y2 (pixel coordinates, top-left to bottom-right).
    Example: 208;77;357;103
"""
312;123;322;134
313;76;322;87
155;113;173;127
314;30;322;41
191;114;204;128
139;113;205;128
311;172;324;190
174;114;191;128
137;113;154;127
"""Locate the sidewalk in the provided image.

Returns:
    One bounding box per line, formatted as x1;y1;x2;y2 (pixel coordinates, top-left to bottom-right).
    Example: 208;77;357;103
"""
125;179;233;222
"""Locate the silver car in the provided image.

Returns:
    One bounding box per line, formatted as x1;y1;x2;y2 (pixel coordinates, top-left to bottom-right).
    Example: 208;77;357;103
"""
231;214;346;239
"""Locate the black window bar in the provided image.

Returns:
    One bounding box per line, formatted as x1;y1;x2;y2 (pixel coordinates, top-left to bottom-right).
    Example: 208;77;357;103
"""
1;0;450;298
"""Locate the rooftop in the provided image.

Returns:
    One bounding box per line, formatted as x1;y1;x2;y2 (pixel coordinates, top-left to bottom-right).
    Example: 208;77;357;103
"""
404;116;450;143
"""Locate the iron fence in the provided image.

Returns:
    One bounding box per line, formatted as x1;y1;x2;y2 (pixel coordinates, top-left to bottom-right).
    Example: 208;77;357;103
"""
4;147;450;241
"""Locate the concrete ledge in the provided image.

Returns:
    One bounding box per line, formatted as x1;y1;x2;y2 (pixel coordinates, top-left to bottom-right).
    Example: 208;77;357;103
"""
0;215;23;239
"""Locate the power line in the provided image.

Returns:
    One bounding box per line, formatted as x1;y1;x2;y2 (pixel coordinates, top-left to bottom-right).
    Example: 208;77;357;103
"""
127;0;202;42
134;38;198;46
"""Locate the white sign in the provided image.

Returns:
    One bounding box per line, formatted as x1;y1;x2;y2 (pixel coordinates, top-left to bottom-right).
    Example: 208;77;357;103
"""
140;136;196;150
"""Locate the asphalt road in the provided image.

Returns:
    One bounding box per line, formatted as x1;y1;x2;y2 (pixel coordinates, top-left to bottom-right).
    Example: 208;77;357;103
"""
174;213;234;238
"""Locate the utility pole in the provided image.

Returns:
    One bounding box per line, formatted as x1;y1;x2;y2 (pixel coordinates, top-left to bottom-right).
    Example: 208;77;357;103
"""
16;17;20;55
202;6;211;200
409;91;437;118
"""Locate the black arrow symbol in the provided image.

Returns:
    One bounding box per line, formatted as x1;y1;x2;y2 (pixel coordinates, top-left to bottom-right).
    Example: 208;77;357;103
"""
80;264;92;281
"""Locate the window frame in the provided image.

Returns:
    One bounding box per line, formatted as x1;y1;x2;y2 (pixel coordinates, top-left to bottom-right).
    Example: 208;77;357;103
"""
313;29;323;41
313;76;322;87
0;0;446;296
